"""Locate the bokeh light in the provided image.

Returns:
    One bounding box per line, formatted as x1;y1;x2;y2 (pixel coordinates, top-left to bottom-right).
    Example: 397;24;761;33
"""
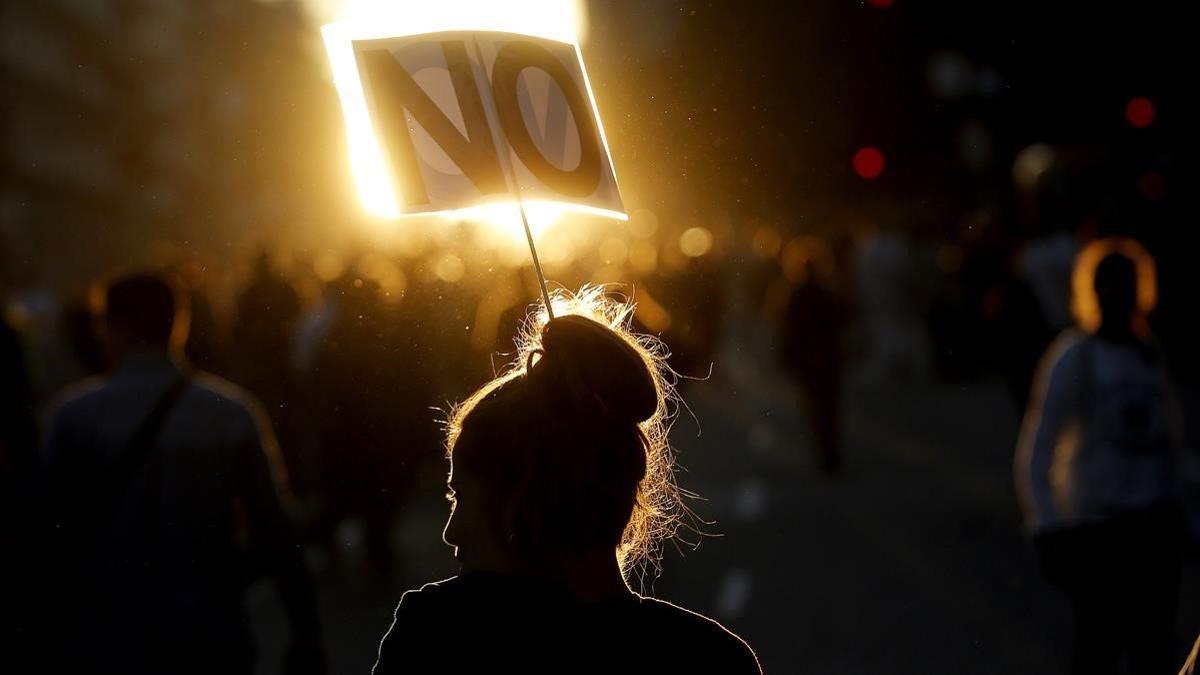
853;146;885;180
434;253;465;282
678;227;714;258
627;208;660;238
1012;143;1055;190
359;253;407;299
313;249;346;282
1125;96;1155;129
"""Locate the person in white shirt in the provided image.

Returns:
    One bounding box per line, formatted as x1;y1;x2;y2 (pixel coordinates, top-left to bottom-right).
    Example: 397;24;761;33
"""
1016;237;1182;675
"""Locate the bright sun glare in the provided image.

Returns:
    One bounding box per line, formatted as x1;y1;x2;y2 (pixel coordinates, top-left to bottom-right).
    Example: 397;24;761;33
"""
319;0;624;235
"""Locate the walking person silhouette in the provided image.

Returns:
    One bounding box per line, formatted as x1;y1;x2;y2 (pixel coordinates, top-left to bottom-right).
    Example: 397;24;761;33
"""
1016;239;1182;675
41;272;325;675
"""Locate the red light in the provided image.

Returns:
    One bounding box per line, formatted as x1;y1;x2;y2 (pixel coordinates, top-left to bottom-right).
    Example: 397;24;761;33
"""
853;147;885;180
1125;97;1154;129
868;0;894;7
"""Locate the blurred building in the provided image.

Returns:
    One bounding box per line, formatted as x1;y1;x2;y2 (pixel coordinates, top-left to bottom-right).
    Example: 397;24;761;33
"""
1;0;133;288
1;0;344;291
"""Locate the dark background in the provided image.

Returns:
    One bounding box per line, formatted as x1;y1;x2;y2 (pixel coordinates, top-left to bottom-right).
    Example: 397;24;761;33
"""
1;1;1193;673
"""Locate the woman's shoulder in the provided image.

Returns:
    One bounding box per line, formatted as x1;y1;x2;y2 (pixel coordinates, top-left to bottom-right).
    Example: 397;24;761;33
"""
392;574;569;617
392;576;470;611
403;576;465;597
377;579;762;674
374;578;463;674
632;595;763;673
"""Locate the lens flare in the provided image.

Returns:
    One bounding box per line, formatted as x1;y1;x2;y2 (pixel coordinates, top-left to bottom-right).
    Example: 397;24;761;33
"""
314;0;586;44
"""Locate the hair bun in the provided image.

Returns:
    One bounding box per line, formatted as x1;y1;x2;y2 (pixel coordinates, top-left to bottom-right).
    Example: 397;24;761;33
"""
536;315;658;425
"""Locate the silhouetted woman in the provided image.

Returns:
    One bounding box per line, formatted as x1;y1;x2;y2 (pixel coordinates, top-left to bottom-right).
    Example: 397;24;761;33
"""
1016;239;1181;675
373;289;761;674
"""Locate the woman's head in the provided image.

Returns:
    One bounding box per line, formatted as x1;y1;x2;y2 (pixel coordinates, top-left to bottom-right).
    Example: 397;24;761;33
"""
442;287;683;580
1071;237;1157;336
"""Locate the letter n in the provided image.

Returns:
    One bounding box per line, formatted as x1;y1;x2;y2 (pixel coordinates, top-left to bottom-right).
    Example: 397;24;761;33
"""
361;41;506;207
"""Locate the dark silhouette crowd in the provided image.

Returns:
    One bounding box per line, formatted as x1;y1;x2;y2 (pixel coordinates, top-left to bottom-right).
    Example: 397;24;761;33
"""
0;217;1192;674
0;239;737;673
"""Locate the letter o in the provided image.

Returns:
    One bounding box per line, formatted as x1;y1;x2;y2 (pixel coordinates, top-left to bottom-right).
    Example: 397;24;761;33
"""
490;40;603;198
